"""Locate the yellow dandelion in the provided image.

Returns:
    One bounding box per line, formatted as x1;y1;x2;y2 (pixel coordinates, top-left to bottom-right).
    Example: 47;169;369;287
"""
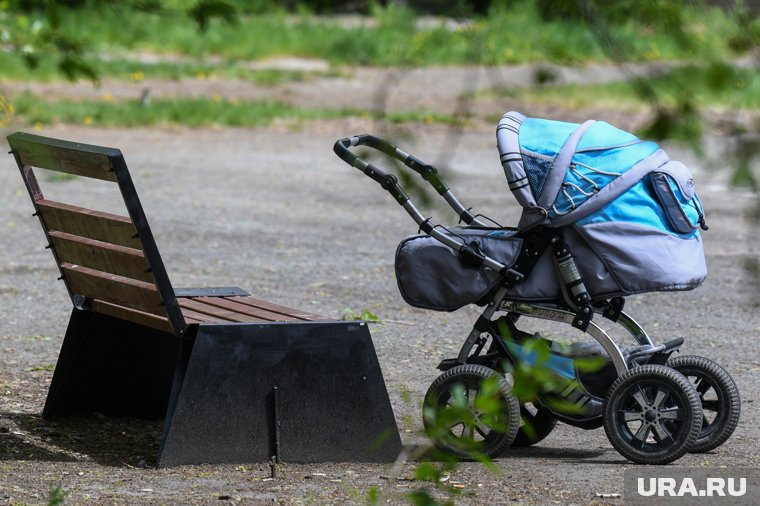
102;92;114;102
196;71;207;81
83;116;93;126
212;94;222;103
34;122;43;131
0;95;14;127
131;71;145;82
644;48;661;61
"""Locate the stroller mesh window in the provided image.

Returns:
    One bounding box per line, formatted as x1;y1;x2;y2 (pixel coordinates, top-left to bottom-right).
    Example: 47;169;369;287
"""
523;155;553;202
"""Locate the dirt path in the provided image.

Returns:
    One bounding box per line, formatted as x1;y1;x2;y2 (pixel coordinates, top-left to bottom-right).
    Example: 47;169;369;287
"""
0;66;758;504
3;60;676;122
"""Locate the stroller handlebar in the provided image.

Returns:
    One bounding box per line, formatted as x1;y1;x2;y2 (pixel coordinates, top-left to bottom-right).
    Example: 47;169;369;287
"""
333;135;514;277
334;134;449;193
333;137;409;205
333;135;485;226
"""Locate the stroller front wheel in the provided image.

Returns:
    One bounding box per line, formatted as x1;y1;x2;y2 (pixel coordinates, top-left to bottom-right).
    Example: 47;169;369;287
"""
423;364;520;460
603;365;702;465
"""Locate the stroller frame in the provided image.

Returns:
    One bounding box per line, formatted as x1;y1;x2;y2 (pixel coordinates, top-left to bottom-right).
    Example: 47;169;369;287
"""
334;133;739;464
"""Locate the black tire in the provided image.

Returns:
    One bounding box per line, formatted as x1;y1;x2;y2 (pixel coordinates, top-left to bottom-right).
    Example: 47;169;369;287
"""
511;403;556;447
668;355;740;453
603;365;702;465
423;364;520;460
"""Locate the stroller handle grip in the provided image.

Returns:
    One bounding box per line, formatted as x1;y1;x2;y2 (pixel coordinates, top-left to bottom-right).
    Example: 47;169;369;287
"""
334;135;449;194
334;135;484;226
333;137;409;205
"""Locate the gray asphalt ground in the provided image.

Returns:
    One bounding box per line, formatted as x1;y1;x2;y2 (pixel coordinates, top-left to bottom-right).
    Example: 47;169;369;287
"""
0;112;758;503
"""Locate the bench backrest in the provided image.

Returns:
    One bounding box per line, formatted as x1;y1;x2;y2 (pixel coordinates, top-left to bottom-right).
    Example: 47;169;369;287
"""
8;132;185;336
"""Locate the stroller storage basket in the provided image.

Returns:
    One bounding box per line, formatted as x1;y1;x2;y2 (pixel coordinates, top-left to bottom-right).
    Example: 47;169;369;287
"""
395;227;522;311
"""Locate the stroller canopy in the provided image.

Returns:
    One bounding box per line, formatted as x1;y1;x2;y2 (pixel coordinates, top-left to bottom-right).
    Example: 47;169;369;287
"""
497;111;705;236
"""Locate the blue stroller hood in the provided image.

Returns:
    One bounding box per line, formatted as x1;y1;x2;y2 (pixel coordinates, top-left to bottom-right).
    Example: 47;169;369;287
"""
497;111;705;234
494;111;707;300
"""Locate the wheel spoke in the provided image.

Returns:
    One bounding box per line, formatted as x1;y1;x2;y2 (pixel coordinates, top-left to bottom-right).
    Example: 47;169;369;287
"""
520;406;537;424
652;385;670;409
651;422;675;448
621;409;642;422
475;422;491;440
658;407;683;421
631;387;650;410
702;400;721;413
632;423;650;449
694;377;712;395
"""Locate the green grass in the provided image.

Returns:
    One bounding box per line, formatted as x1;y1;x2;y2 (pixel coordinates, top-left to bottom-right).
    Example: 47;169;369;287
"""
0;51;344;85
3;1;753;73
7;62;755;129
23;364;55;372
10;92;462;128
501;64;760;111
8;62;756;129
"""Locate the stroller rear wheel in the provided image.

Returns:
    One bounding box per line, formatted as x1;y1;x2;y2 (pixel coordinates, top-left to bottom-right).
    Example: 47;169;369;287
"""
423;364;520;459
668;355;740;453
511;403;556;447
603;365;702;465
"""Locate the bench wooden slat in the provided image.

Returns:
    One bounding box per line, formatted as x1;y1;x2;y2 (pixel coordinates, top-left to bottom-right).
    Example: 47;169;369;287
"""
226;296;328;321
193;296;302;322
37;200;142;249
14;140;116;182
177;299;266;323
49;231;153;283
61;263;165;317
180;311;214;324
90;299;172;333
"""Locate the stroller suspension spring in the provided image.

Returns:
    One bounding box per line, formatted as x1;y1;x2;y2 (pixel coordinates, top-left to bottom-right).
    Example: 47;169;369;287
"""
553;238;593;331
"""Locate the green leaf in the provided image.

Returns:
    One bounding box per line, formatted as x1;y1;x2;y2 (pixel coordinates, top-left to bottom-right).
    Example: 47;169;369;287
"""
48;486;67;506
58;54;99;83
573;356;608;373
366;485;380;505
414;462;441;483
188;0;238;32
45;0;61;30
639;101;703;153
407;490;439;506
340;307;380;322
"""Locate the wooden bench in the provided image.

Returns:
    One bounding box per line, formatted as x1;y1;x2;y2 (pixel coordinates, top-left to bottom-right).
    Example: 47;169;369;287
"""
7;132;401;466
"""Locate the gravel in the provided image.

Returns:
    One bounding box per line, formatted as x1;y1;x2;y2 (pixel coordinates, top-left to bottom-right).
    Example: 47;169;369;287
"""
0;104;758;503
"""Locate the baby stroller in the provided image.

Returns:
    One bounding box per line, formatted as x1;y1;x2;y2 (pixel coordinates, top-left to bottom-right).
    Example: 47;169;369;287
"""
333;111;740;465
